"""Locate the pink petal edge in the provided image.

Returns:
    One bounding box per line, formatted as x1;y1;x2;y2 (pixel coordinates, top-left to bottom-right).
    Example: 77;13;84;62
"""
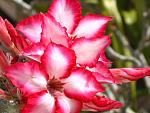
48;0;82;33
87;62;115;84
73;14;112;39
71;36;111;67
23;43;45;62
56;95;82;113
41;14;69;47
64;67;105;102
16;14;43;43
41;43;76;79
22;91;55;113
5;62;48;96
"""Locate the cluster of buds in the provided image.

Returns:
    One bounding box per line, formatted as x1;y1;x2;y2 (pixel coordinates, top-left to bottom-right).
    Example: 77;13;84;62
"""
0;0;150;113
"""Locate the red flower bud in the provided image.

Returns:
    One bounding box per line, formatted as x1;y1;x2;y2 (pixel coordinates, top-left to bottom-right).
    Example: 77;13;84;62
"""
0;17;20;56
0;49;9;76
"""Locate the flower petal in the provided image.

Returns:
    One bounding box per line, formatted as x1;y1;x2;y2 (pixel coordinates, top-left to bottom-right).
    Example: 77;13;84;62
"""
56;95;82;113
22;91;55;113
16;14;43;43
41;43;76;79
64;68;105;102
41;14;69;47
83;95;124;112
5;62;48;96
98;51;111;66
71;36;111;67
110;68;150;84
48;0;81;33
23;43;45;62
0;16;13;49
87;62;115;84
73;14;112;39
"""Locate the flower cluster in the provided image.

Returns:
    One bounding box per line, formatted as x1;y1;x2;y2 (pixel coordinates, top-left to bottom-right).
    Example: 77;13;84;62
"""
0;0;150;113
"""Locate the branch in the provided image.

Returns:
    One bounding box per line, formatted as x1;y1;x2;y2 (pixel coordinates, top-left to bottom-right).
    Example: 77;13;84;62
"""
135;27;150;52
107;47;142;67
112;27;149;67
112;27;133;51
0;0;34;21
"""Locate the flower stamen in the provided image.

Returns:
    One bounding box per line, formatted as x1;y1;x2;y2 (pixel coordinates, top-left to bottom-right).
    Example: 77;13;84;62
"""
47;77;65;94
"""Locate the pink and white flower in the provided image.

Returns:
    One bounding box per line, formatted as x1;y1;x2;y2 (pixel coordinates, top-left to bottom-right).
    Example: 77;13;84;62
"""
16;0;112;67
14;0;150;86
16;0;114;86
6;43;107;113
0;0;150;112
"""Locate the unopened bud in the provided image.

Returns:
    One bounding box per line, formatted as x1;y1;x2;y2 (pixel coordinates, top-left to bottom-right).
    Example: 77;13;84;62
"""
0;89;6;99
0;49;9;76
0;17;20;56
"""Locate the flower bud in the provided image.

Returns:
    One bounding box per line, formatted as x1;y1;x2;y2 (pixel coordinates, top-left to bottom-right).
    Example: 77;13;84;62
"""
0;17;20;56
0;49;9;76
0;89;6;99
0;17;13;49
